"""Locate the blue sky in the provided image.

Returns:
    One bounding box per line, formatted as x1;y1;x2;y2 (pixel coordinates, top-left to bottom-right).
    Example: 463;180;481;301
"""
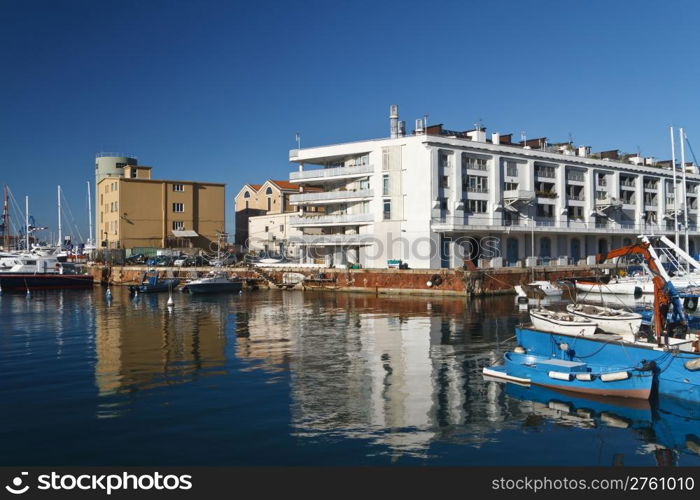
1;0;699;241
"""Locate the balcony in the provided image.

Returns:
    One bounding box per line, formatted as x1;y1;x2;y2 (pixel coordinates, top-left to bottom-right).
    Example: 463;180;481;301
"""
567;193;585;201
289;213;374;227
295;234;375;246
431;217;680;235
289;189;373;205
535;168;556;179
595;195;622;209
466;186;488;193
290;163;374;183
566;173;585;182
503;189;535;201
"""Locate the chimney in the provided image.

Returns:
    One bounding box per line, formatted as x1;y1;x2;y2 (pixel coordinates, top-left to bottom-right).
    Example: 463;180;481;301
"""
398;120;405;137
415;118;424;135
491;132;500;145
578;146;590;157
390;105;399;139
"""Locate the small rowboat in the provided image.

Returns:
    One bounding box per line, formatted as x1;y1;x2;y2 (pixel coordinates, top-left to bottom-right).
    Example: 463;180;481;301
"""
483;351;654;400
529;307;597;336
566;304;642;341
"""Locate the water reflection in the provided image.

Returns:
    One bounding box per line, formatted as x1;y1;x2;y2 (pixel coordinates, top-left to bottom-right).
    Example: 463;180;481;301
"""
3;287;699;465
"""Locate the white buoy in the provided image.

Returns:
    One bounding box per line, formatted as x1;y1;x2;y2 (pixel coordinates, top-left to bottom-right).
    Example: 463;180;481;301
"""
26;289;32;299
167;289;174;307
106;288;112;300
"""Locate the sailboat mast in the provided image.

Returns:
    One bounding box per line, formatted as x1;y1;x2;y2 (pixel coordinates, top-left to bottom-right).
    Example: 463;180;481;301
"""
25;195;29;251
87;181;93;246
57;185;62;247
680;128;690;259
2;185;9;250
670;126;679;246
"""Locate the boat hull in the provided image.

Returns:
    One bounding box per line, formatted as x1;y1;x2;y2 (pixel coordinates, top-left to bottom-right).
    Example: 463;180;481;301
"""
485;352;652;399
516;327;700;402
183;281;242;294
566;304;642;338
576;280;642;295
0;273;94;290
530;310;597;335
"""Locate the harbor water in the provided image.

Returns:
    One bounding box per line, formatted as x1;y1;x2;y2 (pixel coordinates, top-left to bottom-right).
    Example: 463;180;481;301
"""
1;287;699;466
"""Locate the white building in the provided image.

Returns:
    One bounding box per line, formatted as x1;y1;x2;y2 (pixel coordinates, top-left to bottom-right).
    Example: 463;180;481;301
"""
288;105;700;270
248;212;319;257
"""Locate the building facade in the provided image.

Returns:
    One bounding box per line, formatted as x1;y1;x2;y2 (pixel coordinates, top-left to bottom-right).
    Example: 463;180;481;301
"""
98;165;225;250
288;106;700;269
234;180;300;246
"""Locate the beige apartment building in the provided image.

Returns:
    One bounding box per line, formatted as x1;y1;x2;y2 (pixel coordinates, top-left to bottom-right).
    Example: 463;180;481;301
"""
234;179;303;245
98;165;225;250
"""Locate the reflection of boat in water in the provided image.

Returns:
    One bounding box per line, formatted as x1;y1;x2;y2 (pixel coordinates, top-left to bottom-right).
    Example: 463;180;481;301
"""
500;383;700;463
128;270;179;293
484;351;653;399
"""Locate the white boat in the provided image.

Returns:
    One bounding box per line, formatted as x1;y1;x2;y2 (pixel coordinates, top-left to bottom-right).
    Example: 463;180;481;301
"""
566;303;642;341
182;270;242;294
527;280;563;296
575;278;642;295
529;307;597;336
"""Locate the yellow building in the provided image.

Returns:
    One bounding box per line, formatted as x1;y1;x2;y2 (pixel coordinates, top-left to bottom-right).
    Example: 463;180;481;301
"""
98;165;225;250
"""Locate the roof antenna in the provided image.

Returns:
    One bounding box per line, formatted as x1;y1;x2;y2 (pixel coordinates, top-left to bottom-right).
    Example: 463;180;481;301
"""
568;132;574;145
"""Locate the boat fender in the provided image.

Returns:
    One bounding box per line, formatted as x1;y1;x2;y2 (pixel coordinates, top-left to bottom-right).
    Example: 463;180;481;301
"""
684;297;698;312
559;342;569;351
513;346;526;354
600;371;629;382
684;358;700;371
427;274;442;288
575;373;593;381
548;371;572;381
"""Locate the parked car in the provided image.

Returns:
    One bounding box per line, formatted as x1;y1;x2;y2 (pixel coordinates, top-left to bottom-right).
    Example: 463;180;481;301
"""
184;256;210;267
173;257;188;266
209;254;237;266
125;253;146;265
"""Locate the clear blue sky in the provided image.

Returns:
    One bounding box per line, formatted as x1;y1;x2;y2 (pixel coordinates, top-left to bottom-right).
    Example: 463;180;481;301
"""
1;0;699;241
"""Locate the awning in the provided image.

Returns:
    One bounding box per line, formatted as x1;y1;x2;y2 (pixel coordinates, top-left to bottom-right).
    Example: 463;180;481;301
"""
171;230;199;238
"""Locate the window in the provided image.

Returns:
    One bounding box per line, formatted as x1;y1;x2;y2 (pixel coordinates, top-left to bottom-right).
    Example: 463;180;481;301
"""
265;187;273;195
172;221;184;230
439;199;448;211
506;162;518;177
264;226;269;232
440;175;449;188
466;175;488;193
173;184;184;192
359;178;370;190
130;169;136;178
504;182;519;191
115;162;126;169
244;191;251;198
172;203;184;213
568;206;584;220
279;225;284;232
382;174;390;196
467;200;487;213
462;155;488;171
383;200;391;220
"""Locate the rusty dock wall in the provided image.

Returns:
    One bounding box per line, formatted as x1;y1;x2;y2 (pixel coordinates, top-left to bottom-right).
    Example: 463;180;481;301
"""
89;264;607;297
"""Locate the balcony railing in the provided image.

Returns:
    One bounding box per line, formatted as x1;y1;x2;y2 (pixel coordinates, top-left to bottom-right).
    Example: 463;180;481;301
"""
289;189;373;204
467;186;488;193
567;173;585;182
504;189;535;200
567;193;585;201
290;213;374;226
535;168;556;178
464;161;487;171
290;163;374;181
294;234;375;246
431;217;683;235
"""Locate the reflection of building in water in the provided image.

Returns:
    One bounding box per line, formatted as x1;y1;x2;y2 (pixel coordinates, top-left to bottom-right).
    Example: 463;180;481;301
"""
94;293;228;398
237;292;522;458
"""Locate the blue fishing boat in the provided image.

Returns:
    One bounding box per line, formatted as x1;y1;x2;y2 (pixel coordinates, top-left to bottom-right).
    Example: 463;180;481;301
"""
487;236;700;403
484;351;654;399
128;270;179;294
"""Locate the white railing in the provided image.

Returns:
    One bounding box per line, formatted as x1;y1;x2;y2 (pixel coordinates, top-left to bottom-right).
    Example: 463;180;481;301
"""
431;217;681;235
289;189;373;204
503;189;535;200
295;234;375;245
290;163;374;181
290;213;374;226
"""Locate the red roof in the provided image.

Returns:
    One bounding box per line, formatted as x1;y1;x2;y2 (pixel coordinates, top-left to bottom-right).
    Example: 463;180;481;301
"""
268;180;299;191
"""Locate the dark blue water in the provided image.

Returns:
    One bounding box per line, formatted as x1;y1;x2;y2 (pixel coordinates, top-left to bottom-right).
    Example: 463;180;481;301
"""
1;288;699;466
